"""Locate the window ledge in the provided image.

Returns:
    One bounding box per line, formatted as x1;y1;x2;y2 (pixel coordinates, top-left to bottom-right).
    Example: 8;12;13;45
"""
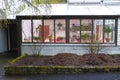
21;43;116;46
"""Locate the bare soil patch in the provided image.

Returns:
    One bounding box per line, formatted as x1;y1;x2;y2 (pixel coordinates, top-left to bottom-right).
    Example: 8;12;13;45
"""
10;53;120;67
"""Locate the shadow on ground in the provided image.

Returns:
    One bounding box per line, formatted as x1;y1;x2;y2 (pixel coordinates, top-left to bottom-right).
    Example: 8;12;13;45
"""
0;52;18;76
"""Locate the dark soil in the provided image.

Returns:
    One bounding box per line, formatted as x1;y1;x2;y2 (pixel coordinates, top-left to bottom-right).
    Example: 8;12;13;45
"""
10;53;120;67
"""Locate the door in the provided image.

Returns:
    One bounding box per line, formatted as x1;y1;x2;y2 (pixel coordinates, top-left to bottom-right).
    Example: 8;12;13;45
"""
8;20;18;56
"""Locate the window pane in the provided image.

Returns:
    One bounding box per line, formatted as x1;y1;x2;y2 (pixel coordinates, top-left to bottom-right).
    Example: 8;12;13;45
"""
22;20;32;42
69;19;80;43
33;20;43;42
44;19;54;42
93;19;103;43
55;19;66;43
81;19;92;43
104;19;115;43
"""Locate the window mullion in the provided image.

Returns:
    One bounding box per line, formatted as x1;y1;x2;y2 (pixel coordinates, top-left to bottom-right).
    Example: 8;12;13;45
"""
80;19;81;43
42;19;44;43
103;19;105;43
66;18;69;43
92;19;94;43
31;19;33;42
115;18;118;46
54;19;56;43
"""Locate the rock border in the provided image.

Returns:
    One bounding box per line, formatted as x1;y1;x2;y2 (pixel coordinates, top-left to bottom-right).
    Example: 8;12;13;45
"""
4;66;120;75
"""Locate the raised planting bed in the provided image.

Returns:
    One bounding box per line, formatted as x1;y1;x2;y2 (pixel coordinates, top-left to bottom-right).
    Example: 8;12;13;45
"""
4;66;120;75
4;53;120;75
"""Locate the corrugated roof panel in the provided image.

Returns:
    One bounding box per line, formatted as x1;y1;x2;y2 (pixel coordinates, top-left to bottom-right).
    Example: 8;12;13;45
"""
106;5;120;15
50;4;67;15
6;4;120;19
103;0;120;4
68;0;102;3
68;0;84;3
67;5;91;15
88;5;117;15
68;0;120;4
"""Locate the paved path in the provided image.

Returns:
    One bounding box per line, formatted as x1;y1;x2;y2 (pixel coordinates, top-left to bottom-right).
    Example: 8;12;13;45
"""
0;56;10;80
0;57;9;76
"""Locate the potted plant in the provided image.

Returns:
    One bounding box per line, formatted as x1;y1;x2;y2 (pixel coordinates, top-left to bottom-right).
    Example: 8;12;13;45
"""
47;35;52;42
81;24;85;31
103;26;112;42
57;22;62;30
81;34;90;40
33;36;40;42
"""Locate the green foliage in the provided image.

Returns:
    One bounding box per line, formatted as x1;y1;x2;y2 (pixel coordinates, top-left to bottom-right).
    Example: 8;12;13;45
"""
0;0;67;28
103;26;112;38
84;42;107;54
103;26;112;33
33;36;40;40
0;20;8;29
47;35;52;39
81;34;90;40
0;9;7;19
0;0;67;19
14;4;26;14
81;24;85;31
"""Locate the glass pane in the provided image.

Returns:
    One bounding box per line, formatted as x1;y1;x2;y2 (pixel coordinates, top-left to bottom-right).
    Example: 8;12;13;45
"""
104;19;115;43
69;19;80;43
55;19;66;43
22;20;32;42
33;20;43;42
81;19;92;43
93;19;103;43
44;19;54;43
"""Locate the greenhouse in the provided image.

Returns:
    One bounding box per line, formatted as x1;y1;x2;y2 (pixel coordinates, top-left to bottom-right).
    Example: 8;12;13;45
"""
1;0;120;55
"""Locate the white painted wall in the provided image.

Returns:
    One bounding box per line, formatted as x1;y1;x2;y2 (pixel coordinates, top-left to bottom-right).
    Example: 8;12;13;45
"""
117;18;120;45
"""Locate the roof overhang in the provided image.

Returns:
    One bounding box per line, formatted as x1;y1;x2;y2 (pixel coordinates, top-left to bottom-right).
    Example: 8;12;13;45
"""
7;4;120;19
17;4;120;15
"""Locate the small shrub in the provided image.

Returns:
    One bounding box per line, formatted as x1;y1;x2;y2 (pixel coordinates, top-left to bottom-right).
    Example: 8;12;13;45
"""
83;42;107;54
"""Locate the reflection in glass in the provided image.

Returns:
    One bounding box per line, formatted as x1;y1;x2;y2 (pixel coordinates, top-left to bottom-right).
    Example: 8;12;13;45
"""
22;20;32;42
33;20;42;42
69;19;80;43
104;19;115;43
44;20;54;42
81;19;92;43
93;19;103;43
21;18;116;44
55;19;66;43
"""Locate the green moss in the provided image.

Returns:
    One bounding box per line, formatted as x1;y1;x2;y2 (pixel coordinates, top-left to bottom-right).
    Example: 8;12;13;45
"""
4;66;120;75
8;54;28;64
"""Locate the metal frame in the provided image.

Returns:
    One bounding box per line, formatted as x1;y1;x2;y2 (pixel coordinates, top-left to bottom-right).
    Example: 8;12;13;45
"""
16;15;119;56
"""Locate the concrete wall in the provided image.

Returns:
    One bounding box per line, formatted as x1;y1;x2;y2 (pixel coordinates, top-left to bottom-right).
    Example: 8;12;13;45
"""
0;29;7;52
21;44;120;55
